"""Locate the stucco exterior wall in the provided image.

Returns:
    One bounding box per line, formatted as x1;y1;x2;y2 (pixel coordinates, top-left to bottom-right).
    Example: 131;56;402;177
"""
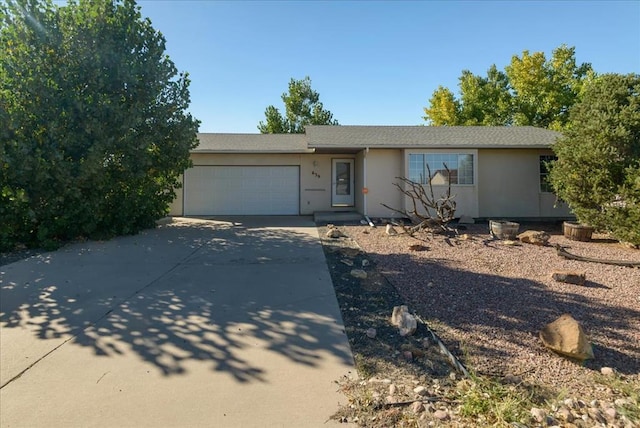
300;154;356;214
355;151;365;215
169;147;573;219
171;153;357;216
363;149;404;218
477;149;572;219
168;179;184;216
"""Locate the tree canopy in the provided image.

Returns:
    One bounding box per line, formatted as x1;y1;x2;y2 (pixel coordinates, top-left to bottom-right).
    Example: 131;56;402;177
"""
548;73;640;245
258;76;339;134
0;0;199;250
423;45;593;130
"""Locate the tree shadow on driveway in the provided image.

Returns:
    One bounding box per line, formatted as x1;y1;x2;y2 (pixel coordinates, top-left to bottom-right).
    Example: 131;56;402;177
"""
0;218;353;387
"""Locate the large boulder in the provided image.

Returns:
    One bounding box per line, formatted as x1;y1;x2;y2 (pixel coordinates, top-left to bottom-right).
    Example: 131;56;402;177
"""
326;227;344;239
391;305;417;336
350;269;367;279
517;230;550;246
539;314;594;361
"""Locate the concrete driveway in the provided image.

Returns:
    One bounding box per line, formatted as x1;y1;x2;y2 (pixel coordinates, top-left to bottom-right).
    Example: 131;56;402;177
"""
0;217;355;427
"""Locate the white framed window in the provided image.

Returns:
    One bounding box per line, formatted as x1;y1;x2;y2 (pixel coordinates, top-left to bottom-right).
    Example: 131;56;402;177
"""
408;153;474;185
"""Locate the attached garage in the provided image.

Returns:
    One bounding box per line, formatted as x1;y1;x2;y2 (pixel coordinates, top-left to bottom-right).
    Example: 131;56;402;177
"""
183;166;300;215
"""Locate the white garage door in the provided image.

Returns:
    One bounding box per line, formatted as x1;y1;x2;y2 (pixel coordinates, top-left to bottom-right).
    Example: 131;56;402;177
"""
184;166;299;215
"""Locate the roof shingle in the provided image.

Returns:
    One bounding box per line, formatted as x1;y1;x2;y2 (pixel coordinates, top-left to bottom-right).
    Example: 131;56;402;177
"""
193;133;311;153
305;125;561;149
193;126;561;153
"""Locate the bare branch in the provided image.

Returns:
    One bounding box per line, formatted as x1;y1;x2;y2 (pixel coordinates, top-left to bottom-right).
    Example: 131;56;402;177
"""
380;163;458;236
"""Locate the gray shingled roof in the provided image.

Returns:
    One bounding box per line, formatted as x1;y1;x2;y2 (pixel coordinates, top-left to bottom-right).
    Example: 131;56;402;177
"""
193;133;312;153
305;125;561;149
193;126;562;153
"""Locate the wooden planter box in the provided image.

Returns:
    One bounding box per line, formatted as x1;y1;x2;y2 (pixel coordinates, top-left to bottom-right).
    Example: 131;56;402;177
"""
563;221;594;241
490;220;520;240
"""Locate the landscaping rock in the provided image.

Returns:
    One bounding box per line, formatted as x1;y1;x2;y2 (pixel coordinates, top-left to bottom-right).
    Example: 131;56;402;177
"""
366;328;377;339
413;385;427;395
391;305;417;336
540;314;594;361
410;401;424;414
557;406;574;422
433;410;449;421
326;228;344;238
401;345;425;358
600;366;615;376
552;270;586;286
531;407;547;423
385;224;398;235
340;258;354;266
517;230;551;246
604;407;617;420
350;269;367;279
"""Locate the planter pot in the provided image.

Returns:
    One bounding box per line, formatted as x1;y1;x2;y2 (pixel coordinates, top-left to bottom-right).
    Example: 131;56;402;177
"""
563;221;594;241
489;220;520;240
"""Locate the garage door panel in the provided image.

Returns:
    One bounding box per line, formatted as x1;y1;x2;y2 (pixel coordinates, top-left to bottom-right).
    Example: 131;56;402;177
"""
184;166;299;215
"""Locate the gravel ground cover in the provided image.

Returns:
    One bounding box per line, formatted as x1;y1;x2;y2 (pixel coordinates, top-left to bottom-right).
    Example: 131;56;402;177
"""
346;221;639;396
320;221;639;427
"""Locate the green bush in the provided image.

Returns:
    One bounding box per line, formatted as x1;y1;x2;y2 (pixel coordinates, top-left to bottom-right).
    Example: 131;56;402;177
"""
549;73;640;245
0;0;199;251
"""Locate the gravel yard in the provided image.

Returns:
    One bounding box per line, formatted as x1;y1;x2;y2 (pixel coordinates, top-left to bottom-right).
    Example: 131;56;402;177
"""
343;221;640;399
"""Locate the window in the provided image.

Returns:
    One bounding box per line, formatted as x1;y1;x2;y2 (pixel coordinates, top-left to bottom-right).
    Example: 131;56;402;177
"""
408;153;474;185
540;155;556;192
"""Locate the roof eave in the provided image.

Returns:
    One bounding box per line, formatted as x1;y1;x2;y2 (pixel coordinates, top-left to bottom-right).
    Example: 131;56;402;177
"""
191;149;316;154
309;144;555;150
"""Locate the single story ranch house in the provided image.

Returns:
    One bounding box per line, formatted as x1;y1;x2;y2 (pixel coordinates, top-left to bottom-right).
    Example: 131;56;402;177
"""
169;125;573;221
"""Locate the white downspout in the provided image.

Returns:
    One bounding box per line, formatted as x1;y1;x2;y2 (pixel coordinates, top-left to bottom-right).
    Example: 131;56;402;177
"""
363;147;374;226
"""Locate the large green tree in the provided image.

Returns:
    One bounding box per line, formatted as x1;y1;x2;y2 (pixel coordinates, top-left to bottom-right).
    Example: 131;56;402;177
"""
258;76;338;134
423;45;593;130
422;86;461;126
548;73;640;245
506;45;592;129
0;0;199;250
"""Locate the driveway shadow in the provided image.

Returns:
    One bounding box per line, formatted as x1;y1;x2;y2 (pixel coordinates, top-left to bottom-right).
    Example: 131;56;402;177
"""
0;218;353;386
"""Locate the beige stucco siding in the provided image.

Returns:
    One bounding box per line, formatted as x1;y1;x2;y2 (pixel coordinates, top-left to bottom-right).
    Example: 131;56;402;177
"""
355;151;365;214
170;153;357;216
168;179;184;216
477;149;572;218
300;154;355;214
363;149;404;218
168;147;573;219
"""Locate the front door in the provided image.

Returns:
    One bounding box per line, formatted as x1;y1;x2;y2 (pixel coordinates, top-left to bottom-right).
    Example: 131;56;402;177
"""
332;159;355;206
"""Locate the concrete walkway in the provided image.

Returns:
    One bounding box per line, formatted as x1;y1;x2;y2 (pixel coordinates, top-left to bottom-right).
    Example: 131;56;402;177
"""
0;217;355;427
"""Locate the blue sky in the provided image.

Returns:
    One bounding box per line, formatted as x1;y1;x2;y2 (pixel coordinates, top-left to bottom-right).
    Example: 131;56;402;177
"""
136;1;640;133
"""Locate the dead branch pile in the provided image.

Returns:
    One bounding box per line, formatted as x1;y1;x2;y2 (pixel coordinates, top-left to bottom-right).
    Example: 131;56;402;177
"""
381;165;457;236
